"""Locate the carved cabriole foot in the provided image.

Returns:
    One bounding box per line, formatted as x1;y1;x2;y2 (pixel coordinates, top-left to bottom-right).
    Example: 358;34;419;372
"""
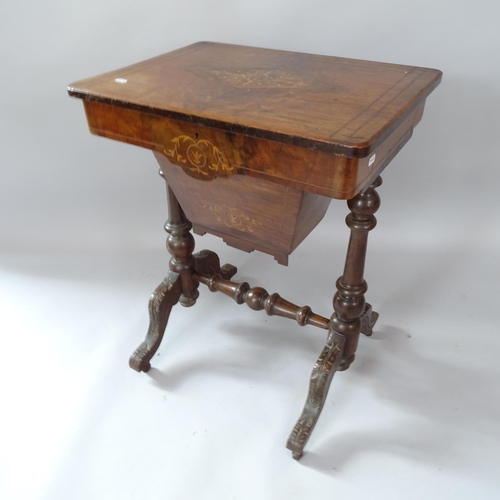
129;251;236;373
360;303;379;337
193;249;237;281
286;329;346;459
129;272;182;372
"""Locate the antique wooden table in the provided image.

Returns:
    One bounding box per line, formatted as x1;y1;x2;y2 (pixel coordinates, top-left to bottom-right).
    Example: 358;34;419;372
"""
68;42;441;459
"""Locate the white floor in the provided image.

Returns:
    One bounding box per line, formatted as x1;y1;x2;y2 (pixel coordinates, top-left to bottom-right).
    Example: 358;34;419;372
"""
2;207;499;500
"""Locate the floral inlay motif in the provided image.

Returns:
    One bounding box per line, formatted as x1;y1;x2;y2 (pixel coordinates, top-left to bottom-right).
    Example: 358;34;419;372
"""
207;68;307;89
204;204;262;233
164;135;233;176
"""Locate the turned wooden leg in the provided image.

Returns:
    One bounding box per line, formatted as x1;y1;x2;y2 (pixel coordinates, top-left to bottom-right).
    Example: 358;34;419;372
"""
129;174;201;372
286;176;382;459
129;272;182;372
333;176;381;370
165;185;199;307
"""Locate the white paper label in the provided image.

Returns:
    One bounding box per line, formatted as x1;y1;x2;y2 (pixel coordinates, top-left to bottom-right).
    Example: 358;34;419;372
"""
369;154;376;167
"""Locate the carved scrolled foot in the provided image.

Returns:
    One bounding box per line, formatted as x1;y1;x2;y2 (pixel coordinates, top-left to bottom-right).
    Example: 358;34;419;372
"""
129;272;182;372
193;249;237;280
286;330;346;459
221;263;238;280
360;303;379;337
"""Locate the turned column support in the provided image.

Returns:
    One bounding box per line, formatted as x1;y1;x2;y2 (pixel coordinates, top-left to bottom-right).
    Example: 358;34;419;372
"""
285;174;381;459
163;178;199;307
333;176;382;370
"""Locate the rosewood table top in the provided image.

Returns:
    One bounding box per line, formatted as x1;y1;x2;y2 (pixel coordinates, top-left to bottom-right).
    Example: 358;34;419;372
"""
68;42;441;199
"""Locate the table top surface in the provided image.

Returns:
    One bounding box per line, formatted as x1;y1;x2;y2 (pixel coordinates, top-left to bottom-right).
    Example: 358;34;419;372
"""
68;42;441;158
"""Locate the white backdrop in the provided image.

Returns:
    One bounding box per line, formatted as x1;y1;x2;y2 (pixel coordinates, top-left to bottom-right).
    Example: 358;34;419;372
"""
1;1;499;499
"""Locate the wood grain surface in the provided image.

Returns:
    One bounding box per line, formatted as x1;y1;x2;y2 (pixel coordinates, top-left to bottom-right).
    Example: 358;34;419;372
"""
69;42;441;158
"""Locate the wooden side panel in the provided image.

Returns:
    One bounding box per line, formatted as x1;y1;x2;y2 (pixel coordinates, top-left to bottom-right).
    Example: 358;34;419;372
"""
82;99;424;200
291;192;332;251
157;152;304;260
353;101;425;191
83;101;359;199
83;100;156;149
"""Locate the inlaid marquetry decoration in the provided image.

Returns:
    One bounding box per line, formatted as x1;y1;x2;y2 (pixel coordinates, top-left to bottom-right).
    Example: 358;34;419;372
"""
164;135;234;180
204;204;262;233
206;68;308;89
